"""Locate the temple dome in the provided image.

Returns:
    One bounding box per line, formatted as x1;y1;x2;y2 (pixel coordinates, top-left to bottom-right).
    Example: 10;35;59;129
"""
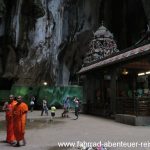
94;25;113;38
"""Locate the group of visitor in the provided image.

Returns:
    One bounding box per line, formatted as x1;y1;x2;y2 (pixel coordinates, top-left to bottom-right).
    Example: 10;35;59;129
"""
39;95;80;120
62;96;80;120
29;96;56;119
2;94;80;147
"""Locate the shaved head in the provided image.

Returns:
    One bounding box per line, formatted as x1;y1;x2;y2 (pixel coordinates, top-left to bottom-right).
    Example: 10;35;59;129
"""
9;94;14;103
9;94;14;98
17;96;23;103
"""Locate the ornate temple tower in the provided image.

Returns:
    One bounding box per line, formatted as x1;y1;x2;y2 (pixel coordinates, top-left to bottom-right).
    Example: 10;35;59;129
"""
83;23;119;66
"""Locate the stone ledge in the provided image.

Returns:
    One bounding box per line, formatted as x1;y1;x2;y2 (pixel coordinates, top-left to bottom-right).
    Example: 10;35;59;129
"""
115;114;150;126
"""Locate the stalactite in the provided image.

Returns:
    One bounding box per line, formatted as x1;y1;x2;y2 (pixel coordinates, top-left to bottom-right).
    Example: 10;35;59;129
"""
12;0;23;47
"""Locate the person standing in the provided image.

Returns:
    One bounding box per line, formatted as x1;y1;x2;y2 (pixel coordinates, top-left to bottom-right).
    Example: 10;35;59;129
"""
50;106;56;120
29;96;35;112
13;96;28;147
62;96;70;117
2;95;17;144
41;98;48;116
74;97;80;120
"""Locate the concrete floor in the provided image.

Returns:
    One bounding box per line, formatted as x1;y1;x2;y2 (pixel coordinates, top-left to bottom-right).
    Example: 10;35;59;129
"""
0;110;150;150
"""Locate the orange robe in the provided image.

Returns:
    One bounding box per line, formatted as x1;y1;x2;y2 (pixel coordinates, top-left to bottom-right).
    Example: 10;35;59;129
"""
13;102;28;141
5;100;17;143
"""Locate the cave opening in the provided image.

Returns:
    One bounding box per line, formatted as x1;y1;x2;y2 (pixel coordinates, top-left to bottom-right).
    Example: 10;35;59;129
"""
0;78;13;90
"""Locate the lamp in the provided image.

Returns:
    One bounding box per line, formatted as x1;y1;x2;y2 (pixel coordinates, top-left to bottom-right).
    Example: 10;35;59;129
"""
138;73;145;76
43;82;48;86
122;69;128;75
146;71;150;75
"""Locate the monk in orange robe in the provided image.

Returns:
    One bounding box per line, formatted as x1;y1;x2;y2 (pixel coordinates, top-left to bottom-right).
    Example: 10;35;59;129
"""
2;95;17;144
13;96;28;147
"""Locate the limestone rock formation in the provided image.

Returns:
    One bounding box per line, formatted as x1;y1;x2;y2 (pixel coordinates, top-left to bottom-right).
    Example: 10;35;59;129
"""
0;0;149;88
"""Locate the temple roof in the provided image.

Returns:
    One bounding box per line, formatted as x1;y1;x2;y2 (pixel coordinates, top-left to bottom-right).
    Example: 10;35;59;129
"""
78;44;150;74
94;25;113;38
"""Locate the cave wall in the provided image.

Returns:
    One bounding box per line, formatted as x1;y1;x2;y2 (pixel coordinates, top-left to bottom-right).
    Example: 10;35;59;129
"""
0;0;149;88
0;0;63;86
142;0;150;26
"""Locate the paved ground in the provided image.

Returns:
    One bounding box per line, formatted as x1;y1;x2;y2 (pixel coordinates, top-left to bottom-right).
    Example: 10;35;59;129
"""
0;110;150;150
